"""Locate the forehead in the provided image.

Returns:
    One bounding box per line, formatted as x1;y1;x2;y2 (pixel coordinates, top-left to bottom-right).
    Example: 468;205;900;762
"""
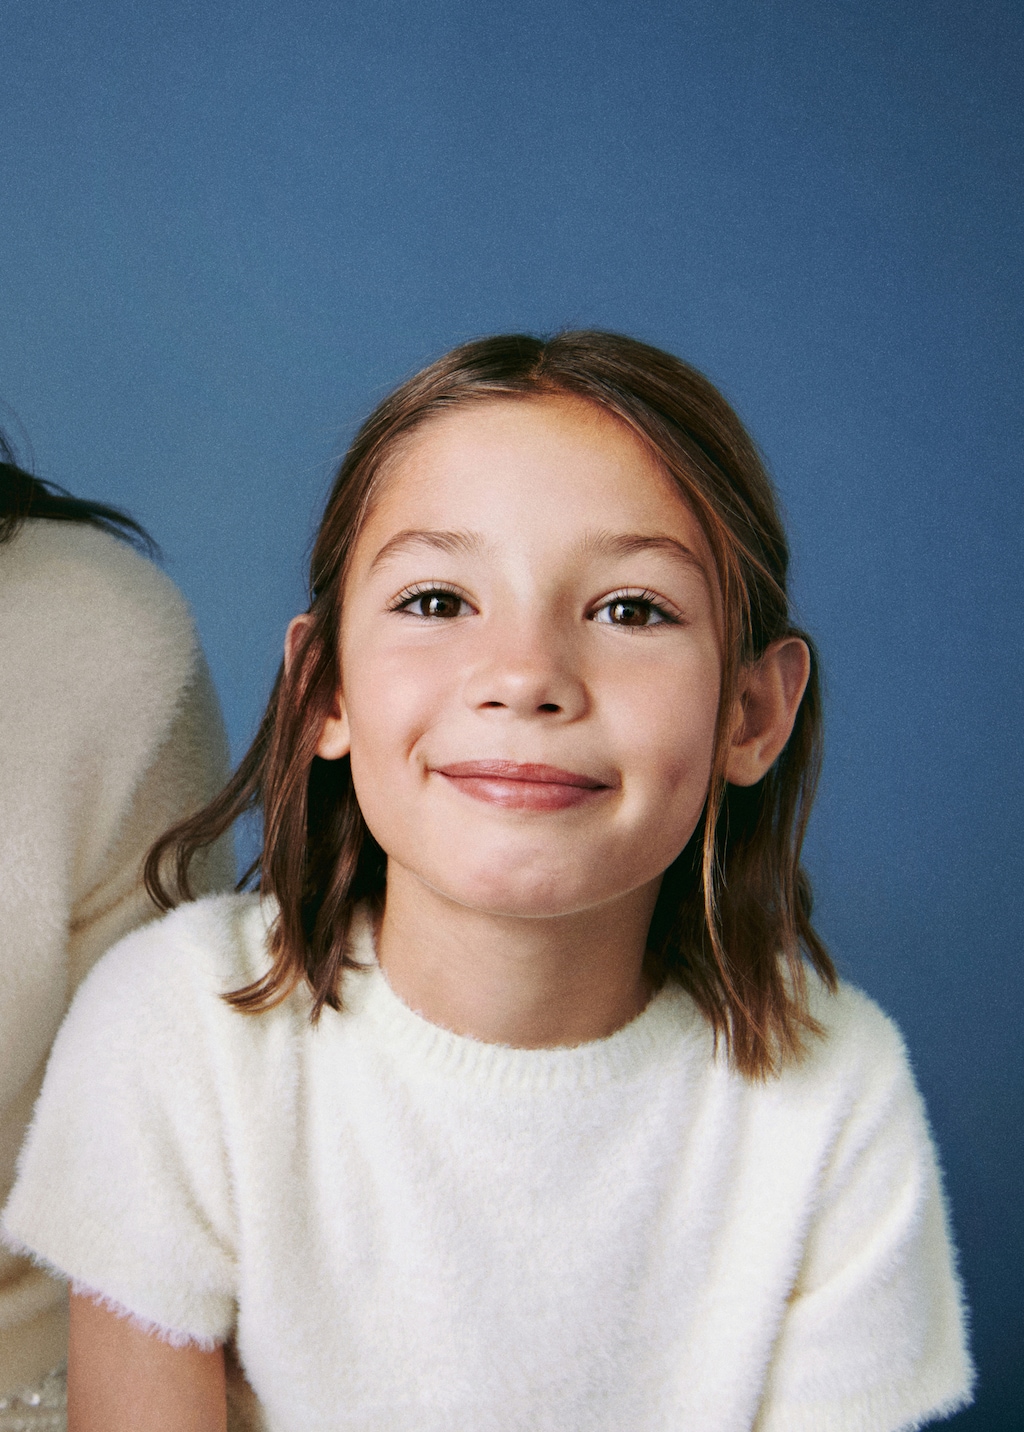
361;394;707;547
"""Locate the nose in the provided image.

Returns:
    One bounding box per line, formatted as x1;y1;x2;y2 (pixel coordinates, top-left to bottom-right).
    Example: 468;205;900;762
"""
463;619;589;721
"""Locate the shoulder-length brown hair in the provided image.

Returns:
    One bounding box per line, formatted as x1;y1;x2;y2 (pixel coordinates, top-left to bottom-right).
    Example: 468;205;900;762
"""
147;331;835;1078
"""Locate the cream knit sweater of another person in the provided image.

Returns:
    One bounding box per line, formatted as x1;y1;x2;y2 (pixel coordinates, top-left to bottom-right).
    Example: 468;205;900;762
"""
0;519;234;1395
4;893;973;1432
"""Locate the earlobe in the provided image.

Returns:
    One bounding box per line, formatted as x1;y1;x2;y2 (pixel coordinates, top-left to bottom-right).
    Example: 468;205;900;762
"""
724;637;810;787
284;614;351;761
317;699;351;760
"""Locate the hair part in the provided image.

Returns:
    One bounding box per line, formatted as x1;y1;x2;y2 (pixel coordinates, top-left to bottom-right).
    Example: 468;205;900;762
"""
146;331;835;1079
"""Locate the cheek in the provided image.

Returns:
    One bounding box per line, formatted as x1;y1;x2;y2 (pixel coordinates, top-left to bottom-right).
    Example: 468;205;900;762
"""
632;725;717;857
614;692;719;884
341;643;450;841
609;649;721;787
343;642;443;752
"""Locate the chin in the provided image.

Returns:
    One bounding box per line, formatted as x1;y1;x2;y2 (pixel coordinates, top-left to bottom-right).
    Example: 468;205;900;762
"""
429;863;632;922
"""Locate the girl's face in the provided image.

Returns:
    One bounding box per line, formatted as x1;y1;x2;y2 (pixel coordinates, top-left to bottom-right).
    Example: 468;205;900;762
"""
331;395;725;921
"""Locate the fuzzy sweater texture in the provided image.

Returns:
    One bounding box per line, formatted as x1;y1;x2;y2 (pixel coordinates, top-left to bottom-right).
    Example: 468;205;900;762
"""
3;889;972;1432
0;520;234;1394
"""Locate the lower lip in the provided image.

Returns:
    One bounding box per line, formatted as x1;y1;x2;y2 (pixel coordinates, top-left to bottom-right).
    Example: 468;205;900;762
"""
438;774;609;812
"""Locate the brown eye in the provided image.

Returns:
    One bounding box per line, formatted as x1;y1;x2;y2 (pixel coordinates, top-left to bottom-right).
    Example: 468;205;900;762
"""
410;590;465;618
609;599;651;626
593;595;669;627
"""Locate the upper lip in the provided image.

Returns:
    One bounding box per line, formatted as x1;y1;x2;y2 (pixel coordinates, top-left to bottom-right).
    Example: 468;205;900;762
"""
433;760;612;789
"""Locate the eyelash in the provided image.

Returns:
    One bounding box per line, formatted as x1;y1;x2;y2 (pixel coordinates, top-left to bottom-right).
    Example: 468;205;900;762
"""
390;583;680;628
590;589;679;629
389;583;476;618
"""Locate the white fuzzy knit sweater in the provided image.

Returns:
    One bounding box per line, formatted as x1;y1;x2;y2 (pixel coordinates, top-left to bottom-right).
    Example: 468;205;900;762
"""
4;893;972;1431
0;520;234;1394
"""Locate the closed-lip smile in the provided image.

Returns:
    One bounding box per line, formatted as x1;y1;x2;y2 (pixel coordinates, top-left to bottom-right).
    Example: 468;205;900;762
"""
432;760;613;812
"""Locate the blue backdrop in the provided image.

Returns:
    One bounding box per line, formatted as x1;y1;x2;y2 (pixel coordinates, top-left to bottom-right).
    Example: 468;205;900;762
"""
3;1;1021;1423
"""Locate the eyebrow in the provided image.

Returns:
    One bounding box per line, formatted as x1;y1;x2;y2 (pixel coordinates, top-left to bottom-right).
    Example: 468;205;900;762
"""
580;530;709;575
369;529;485;571
368;526;709;578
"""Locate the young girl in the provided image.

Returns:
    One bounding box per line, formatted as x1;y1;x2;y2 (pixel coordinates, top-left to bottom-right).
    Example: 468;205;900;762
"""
3;333;972;1431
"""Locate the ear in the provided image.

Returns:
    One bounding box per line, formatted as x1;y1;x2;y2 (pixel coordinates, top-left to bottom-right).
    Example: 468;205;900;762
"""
284;614;351;761
724;637;810;787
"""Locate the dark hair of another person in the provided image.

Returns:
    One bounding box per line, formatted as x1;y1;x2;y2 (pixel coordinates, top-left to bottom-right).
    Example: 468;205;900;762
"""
146;331;836;1079
0;429;155;554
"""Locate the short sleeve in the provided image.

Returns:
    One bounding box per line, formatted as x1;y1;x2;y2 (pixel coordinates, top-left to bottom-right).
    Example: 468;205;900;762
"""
755;1016;974;1432
1;915;239;1347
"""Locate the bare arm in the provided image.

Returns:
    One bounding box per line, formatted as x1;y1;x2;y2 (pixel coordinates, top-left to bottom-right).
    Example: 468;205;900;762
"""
68;1292;227;1432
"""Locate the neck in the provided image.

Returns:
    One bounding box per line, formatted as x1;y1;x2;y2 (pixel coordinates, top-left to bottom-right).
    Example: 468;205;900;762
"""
375;867;658;1048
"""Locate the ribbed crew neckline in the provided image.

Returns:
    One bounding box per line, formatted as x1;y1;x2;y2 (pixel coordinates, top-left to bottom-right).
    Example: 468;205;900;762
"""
330;910;703;1095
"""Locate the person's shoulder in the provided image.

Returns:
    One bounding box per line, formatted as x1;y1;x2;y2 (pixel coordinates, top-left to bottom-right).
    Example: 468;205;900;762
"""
766;972;918;1116
809;974;908;1065
67;893;281;1042
3;519;191;638
0;520;203;751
